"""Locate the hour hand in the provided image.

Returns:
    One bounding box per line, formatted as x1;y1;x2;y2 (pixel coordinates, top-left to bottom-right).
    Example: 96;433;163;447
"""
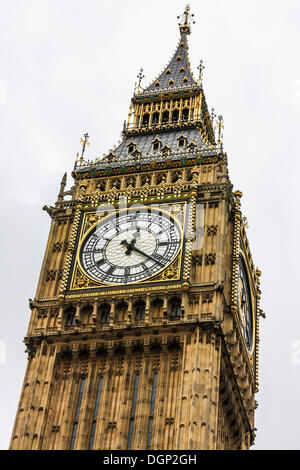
120;239;133;255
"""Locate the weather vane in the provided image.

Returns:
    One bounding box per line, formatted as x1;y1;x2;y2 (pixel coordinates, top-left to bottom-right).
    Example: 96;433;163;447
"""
80;132;90;160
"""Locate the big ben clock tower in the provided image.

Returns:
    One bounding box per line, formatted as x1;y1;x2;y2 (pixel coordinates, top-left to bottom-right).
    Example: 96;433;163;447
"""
10;6;262;451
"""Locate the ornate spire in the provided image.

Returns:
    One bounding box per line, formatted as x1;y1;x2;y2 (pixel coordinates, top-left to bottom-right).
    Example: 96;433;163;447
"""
142;6;197;94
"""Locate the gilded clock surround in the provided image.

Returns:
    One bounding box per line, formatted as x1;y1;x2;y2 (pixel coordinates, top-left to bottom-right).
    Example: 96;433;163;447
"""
10;6;262;451
69;205;186;291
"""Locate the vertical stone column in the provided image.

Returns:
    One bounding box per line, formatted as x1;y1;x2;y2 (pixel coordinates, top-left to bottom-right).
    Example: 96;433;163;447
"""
176;328;221;450
110;299;115;328
145;294;150;325
92;300;98;324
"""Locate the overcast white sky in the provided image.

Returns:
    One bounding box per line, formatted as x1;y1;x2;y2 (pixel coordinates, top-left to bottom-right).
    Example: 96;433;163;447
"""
1;0;300;450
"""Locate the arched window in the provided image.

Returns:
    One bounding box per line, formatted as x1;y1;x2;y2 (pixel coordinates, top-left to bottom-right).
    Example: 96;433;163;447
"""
170;297;181;317
152;113;159;125
161;145;171;157
81;305;93;324
65;306;76;326
134;300;146;320
99;303;110;323
172;110;179;123
162;111;169;123
152;139;161;151
187;142;197;153
116;300;128;322
142;113;150;127
178;136;186;148
128;142;136;154
182;108;189;121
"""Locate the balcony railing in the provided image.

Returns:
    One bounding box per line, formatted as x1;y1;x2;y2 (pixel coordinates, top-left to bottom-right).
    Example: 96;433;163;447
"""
134;83;201;98
122;116;201;136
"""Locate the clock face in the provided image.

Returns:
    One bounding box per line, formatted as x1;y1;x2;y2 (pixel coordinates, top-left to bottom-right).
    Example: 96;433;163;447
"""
79;209;182;285
237;255;253;352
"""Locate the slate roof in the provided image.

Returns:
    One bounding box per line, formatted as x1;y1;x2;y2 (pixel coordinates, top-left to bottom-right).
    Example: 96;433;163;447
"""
113;128;204;158
143;30;197;93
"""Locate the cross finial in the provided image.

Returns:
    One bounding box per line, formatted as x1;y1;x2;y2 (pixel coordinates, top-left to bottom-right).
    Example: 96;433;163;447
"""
197;59;205;84
177;4;195;34
137;68;145;92
211;107;216;127
80;132;90;160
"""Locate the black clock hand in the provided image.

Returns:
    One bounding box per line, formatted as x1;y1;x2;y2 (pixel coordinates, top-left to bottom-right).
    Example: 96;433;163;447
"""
129;245;165;267
120;239;134;255
120;240;164;266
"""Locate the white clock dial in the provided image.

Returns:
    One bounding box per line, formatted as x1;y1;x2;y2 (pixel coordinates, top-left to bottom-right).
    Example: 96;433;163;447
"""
79;209;182;285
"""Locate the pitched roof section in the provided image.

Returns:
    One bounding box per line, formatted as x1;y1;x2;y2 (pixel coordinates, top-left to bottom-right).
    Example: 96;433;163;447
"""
143;30;197;94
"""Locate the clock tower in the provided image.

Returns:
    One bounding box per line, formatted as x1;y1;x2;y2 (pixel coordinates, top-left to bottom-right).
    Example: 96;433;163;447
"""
10;6;262;450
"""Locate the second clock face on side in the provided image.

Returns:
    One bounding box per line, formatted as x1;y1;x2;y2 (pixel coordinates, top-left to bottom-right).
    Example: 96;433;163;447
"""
237;255;253;353
79;209;182;285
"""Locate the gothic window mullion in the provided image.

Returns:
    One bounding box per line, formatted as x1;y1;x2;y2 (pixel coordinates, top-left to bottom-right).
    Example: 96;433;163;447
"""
127;374;140;450
89;376;104;450
70;377;86;450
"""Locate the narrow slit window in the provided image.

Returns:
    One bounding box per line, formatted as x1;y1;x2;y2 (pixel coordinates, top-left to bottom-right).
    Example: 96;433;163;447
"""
70;378;86;449
127;374;140;450
89;376;104;450
146;372;158;450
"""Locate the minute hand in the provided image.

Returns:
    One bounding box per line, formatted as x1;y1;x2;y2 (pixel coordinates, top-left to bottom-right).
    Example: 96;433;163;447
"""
130;245;165;267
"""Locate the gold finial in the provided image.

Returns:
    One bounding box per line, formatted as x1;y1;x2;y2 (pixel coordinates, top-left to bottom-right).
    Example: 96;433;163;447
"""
80;132;90;161
216;115;224;153
184;4;190;25
177;4;195;34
